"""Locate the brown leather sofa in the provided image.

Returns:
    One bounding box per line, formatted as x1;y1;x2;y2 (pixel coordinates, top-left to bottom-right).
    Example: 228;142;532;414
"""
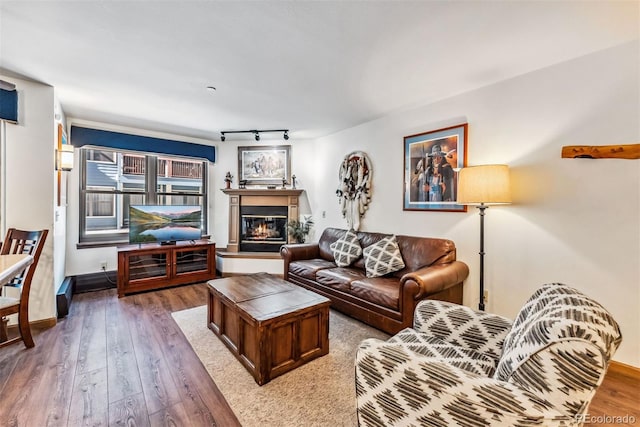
280;227;469;334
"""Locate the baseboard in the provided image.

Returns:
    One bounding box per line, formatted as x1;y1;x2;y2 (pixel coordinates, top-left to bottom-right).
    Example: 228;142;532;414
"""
609;360;640;377
218;272;284;278
56;276;74;318
74;270;117;293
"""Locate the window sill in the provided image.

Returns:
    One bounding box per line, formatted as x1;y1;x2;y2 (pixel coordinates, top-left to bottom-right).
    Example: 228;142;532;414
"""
76;240;128;249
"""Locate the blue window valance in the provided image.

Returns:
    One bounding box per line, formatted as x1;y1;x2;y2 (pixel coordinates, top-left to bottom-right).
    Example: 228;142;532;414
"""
70;125;216;163
0;88;18;123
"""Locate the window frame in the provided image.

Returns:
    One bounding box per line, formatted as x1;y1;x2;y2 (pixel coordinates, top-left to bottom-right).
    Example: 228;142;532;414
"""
78;147;208;248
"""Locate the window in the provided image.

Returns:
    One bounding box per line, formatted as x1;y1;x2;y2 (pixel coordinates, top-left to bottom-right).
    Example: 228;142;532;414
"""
79;148;208;246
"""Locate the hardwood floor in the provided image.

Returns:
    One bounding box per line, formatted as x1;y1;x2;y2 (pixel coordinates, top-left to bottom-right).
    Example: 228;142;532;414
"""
0;284;239;427
0;283;638;427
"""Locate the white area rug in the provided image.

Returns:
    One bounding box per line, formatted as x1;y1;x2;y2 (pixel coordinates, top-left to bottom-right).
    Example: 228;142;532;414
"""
172;306;388;427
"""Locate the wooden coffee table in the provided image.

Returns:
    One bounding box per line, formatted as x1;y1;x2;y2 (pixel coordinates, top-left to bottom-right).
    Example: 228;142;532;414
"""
207;272;331;385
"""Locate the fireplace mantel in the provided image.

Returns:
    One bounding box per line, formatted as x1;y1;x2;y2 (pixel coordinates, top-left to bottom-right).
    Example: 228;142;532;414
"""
222;188;304;252
222;188;304;197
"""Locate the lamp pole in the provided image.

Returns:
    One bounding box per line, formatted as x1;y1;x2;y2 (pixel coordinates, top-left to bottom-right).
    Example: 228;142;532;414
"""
457;164;511;312
477;203;487;311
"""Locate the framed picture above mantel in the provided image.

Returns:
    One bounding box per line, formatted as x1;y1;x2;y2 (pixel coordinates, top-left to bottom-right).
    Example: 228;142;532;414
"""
403;124;467;212
238;145;291;186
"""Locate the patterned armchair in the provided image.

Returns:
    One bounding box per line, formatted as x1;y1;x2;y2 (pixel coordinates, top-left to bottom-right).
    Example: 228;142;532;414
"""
355;283;622;427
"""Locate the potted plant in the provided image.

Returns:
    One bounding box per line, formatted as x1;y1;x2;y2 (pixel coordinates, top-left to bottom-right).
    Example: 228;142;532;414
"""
287;215;314;243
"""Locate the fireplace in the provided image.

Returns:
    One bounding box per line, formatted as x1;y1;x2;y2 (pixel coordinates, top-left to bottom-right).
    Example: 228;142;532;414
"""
240;206;288;252
222;188;304;253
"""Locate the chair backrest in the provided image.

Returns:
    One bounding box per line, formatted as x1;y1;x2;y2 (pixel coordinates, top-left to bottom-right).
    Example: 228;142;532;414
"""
494;283;622;418
1;228;48;293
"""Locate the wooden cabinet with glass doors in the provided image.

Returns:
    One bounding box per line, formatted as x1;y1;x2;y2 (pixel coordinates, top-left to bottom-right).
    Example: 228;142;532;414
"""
117;240;216;297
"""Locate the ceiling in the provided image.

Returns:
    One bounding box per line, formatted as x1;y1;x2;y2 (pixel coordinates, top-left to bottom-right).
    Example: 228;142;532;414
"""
0;1;637;142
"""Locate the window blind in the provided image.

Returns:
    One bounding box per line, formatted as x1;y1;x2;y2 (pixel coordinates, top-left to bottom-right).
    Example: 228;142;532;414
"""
0;88;18;123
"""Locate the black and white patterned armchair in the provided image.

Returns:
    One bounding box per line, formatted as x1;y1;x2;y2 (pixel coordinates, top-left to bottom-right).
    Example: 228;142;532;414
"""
355;283;622;427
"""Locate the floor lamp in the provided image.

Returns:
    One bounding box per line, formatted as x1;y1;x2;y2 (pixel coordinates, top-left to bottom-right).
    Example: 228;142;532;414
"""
457;165;511;311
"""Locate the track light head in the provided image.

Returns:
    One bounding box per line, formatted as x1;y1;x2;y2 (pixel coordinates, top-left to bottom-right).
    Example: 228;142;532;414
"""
220;132;225;142
283;131;289;140
255;132;260;141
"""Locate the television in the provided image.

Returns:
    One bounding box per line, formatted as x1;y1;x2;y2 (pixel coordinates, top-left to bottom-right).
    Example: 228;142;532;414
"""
129;205;202;244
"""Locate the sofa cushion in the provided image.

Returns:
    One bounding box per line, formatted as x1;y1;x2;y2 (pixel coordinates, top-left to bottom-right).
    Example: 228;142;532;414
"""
318;228;346;261
289;259;336;280
350;276;400;309
387;328;498;377
362;235;405;278
330;229;362;267
316;267;366;292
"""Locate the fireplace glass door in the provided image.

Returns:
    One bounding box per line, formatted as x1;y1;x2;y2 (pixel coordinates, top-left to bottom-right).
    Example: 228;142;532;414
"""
240;206;288;252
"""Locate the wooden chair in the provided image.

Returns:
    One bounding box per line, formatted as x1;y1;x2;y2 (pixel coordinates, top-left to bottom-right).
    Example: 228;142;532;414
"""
0;228;48;349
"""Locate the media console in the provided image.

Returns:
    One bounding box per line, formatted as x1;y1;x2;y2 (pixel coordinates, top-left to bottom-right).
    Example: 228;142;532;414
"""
117;240;216;297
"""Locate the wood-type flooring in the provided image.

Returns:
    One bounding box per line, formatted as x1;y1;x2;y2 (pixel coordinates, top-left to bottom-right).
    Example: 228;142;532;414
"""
0;283;637;426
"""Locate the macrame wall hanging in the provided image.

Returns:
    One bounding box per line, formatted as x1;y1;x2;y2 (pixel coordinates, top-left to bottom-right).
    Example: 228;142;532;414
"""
336;151;372;231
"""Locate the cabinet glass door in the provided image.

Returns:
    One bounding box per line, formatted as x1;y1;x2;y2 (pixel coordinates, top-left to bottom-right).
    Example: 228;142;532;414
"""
128;252;169;281
175;247;210;276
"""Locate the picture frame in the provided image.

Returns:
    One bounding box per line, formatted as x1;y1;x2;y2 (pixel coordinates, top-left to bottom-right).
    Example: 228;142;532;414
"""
403;123;468;212
238;145;291;186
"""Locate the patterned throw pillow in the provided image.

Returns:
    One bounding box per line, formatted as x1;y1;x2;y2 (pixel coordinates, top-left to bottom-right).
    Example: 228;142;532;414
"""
362;235;405;278
330;229;363;267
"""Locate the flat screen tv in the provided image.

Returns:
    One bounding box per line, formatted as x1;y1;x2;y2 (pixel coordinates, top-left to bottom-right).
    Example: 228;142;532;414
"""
129;205;202;244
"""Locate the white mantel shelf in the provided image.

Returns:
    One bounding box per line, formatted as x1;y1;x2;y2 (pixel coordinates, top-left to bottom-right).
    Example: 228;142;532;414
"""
221;188;304;196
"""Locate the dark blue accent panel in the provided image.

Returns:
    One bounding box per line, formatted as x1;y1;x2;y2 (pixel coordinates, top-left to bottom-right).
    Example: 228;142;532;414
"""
0;88;18;122
70;126;215;162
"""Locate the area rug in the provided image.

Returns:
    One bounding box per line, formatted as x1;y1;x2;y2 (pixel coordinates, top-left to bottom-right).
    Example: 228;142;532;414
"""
171;306;389;427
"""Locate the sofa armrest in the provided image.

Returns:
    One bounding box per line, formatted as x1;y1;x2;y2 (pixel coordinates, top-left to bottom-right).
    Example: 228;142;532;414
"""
279;243;320;263
401;261;469;300
413;300;512;361
355;339;576;427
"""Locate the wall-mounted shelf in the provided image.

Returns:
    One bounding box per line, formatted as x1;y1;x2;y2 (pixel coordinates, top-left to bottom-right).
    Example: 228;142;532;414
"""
561;144;639;159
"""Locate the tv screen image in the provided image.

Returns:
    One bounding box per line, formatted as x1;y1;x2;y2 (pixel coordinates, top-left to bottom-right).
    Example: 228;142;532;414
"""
129;205;202;244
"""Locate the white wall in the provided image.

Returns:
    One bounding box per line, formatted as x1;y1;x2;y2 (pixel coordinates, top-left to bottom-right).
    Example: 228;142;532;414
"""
310;41;640;366
0;74;57;322
65;42;638;365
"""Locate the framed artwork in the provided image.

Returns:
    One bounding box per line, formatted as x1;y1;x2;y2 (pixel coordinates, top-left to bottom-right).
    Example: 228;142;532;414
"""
403;123;467;212
238;145;291;186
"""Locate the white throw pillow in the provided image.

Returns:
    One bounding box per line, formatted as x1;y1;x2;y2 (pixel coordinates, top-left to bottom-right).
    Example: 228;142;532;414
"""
362;235;405;278
330;229;363;267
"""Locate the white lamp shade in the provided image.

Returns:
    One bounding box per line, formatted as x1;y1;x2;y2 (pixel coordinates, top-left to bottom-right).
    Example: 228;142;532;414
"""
57;144;75;171
457;164;511;205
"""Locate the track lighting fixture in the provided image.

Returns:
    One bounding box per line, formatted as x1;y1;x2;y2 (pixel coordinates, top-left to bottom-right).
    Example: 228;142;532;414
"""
220;129;290;142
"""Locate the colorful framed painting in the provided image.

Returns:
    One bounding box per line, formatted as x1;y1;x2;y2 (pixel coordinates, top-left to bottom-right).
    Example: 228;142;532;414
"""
238;145;291;186
403;124;468;212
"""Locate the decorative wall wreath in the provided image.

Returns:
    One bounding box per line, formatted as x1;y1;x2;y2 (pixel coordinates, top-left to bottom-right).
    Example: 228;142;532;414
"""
336;151;372;231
